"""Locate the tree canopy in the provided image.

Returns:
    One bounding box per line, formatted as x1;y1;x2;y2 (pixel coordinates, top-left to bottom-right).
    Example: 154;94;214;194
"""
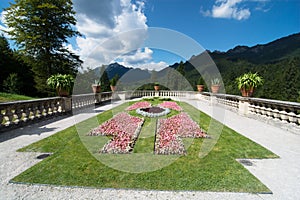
4;0;82;96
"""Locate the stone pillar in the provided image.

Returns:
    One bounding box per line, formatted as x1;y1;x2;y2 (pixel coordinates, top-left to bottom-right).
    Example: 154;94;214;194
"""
238;97;250;116
62;97;72;113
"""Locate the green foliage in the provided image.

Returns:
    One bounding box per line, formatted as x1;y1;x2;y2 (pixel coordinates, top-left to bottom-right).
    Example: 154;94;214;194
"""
211;78;220;85
3;73;20;94
99;66;111;92
197;77;205;85
93;80;101;86
46;74;74;94
0;92;35;102
177;61;185;76
0;35;36;96
236;72;263;90
110;75;119;86
4;0;82;95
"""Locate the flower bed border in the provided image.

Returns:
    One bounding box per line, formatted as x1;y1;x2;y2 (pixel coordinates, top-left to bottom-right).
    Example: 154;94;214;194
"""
136;107;170;118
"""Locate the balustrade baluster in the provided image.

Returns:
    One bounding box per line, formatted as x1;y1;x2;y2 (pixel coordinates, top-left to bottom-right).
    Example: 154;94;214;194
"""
287;112;297;124
279;110;289;122
5;108;13;126
273;109;280;121
14;105;24;124
266;107;273;118
0;111;3;128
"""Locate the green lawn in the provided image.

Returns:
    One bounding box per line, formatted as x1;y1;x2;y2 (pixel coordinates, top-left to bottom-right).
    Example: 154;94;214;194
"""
0;92;36;103
13;98;278;193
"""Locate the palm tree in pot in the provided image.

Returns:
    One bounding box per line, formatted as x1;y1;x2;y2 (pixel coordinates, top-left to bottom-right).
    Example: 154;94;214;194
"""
236;72;263;97
92;80;101;93
46;74;74;97
210;78;220;94
110;76;118;92
196;77;205;92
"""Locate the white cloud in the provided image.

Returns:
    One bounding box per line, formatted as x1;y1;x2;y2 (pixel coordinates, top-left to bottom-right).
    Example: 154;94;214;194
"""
213;0;250;20
119;60;169;71
200;0;270;20
71;0;150;69
118;47;153;65
116;47;169;71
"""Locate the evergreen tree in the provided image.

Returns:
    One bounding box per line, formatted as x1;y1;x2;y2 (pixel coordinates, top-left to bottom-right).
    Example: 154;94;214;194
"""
282;57;300;102
0;35;13;91
4;0;82;96
0;35;36;95
177;61;185;76
176;61;185;90
100;66;110;92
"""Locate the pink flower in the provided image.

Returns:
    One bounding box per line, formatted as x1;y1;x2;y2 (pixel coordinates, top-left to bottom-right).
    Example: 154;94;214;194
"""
158;101;182;111
155;112;207;155
88;112;144;154
126;101;151;111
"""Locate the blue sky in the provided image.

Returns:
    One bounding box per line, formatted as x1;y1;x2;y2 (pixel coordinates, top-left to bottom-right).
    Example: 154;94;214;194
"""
1;0;299;70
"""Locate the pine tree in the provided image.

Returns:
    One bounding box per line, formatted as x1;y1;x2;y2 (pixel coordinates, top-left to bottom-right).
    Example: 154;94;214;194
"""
176;61;185;90
100;66;111;92
4;0;82;96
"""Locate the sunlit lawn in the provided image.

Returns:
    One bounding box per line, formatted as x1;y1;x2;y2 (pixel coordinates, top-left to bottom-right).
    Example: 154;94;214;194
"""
13;98;278;193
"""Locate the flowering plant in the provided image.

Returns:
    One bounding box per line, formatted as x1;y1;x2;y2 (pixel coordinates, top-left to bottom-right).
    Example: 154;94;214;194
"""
155;112;207;155
126;101;151;111
158;101;182;111
88;112;144;153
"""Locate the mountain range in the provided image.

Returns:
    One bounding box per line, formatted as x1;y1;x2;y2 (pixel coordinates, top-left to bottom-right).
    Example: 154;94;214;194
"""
99;32;300;102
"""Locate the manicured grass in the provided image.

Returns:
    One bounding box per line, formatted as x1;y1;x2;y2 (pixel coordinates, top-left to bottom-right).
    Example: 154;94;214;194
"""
0;92;36;103
14;99;278;193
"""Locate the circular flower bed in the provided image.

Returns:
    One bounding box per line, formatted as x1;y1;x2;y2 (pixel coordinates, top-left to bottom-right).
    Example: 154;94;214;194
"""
136;106;170;118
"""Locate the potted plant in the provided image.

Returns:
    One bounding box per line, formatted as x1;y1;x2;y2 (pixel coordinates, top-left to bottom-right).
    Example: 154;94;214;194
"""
91;80;101;93
236;72;263;97
154;82;160;91
196;77;205;92
211;78;220;93
110;76;117;92
46;74;74;97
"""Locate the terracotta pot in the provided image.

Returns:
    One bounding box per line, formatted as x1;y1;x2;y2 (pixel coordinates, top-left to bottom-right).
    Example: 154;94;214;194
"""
57;88;69;97
110;85;116;92
154;86;160;91
240;87;254;97
197;85;204;92
211;85;220;94
92;85;101;93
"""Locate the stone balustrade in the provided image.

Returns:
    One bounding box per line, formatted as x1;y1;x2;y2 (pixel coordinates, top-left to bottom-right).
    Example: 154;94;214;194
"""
196;92;300;133
248;98;300;125
72;92;113;110
0;97;71;132
1;90;299;133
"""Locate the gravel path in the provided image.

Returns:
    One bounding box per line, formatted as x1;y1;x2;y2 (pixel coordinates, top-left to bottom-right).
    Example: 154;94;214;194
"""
1;98;299;199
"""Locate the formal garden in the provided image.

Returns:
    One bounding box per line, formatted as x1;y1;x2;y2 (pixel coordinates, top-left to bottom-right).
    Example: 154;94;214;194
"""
11;97;278;193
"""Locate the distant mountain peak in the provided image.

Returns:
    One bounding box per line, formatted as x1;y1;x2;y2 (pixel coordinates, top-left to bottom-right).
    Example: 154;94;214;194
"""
209;32;300;64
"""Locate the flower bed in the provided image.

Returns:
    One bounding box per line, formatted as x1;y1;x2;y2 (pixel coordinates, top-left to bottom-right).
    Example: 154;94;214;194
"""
158;101;182;111
155;112;207;155
88;112;144;153
126;101;151;111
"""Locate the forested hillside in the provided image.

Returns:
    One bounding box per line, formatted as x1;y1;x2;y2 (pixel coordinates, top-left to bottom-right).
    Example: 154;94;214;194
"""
170;33;300;102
